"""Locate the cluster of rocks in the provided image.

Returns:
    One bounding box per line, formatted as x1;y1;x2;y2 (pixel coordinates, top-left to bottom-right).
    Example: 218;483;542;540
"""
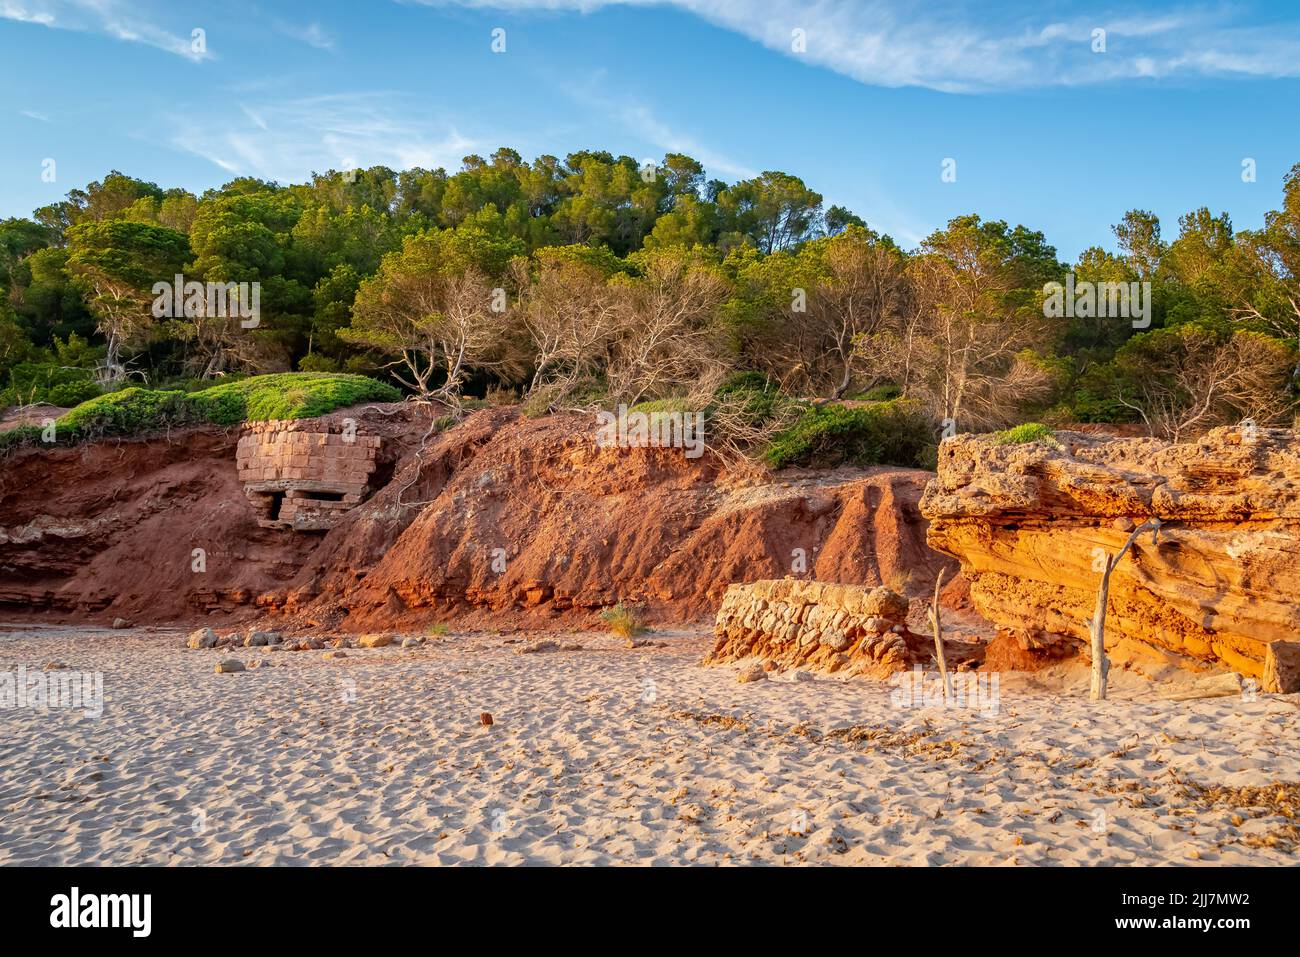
186;627;432;666
706;579;920;678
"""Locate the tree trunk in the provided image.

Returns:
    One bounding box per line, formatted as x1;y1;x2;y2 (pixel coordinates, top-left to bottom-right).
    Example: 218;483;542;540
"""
1089;555;1114;701
1089;519;1163;701
928;569;951;700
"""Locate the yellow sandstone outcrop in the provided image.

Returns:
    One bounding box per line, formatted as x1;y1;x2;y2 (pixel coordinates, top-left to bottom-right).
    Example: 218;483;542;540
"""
921;426;1300;686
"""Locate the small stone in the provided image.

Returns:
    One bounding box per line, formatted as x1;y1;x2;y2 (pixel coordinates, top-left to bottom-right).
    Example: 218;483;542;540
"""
357;633;393;649
244;631;273;648
480;712;494;727
186;627;219;650
402;636;424;649
324;650;347;659
517;639;559;654
738;663;767;683
43;662;68;671
215;659;245;674
787;670;814;682
111;617;132;629
303;637;324;650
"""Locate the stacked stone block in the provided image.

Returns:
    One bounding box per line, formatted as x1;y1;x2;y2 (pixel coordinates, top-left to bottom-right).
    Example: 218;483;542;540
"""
237;420;381;531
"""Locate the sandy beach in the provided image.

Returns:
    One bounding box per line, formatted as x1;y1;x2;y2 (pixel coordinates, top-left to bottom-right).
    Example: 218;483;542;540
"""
0;622;1296;866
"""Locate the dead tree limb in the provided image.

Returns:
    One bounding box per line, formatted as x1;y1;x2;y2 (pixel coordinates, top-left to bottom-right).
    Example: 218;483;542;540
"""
927;567;952;700
1089;518;1163;700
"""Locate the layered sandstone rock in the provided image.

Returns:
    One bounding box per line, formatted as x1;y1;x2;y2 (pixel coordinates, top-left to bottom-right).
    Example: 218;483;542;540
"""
237;420;381;530
921;426;1300;685
706;579;926;677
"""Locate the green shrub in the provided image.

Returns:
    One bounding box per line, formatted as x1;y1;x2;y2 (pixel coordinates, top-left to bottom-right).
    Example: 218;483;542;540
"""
712;371;783;420
297;353;341;373
11;372;401;444
763;399;932;470
0;424;45;452
992;422;1057;445
852;383;902;402
58;387;195;436
1;361;102;408
189;372;401;423
149;373;251;394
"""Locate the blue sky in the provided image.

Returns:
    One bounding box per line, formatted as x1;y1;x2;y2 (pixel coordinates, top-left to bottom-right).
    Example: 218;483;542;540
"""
2;0;1299;259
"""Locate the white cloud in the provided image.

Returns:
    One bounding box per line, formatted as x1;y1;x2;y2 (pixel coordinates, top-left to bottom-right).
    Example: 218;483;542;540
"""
0;0;211;61
408;1;1300;92
165;92;477;183
275;19;337;52
19;109;52;122
0;2;54;25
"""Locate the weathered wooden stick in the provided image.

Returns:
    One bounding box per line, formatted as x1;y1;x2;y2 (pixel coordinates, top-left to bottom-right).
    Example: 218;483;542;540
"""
1089;519;1163;701
929;568;951;700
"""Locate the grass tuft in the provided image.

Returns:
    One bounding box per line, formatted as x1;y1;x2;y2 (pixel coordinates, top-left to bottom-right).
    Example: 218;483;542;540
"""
600;602;649;644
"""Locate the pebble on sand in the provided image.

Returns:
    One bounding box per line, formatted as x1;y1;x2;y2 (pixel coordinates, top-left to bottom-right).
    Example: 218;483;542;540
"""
738;663;767;683
215;659;246;674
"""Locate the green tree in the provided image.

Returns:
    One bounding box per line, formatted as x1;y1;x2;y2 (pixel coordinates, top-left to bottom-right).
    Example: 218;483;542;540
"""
343;227;523;400
65;220;191;379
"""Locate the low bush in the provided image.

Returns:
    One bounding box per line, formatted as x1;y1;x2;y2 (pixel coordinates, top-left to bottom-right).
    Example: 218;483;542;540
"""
849;383;902;402
8;372;401;445
992;422;1057;445
763;399;932;470
0;361;102;408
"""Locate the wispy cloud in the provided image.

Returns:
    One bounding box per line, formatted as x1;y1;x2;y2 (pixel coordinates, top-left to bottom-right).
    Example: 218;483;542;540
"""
0;0;212;61
557;71;755;180
274;19;336;53
0;2;54;25
19;108;52;122
409;1;1300;92
164;92;477;182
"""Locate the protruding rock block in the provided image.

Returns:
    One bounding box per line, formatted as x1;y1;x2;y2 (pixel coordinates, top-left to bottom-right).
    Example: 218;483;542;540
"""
921;426;1300;679
1263;640;1300;694
706;579;918;677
